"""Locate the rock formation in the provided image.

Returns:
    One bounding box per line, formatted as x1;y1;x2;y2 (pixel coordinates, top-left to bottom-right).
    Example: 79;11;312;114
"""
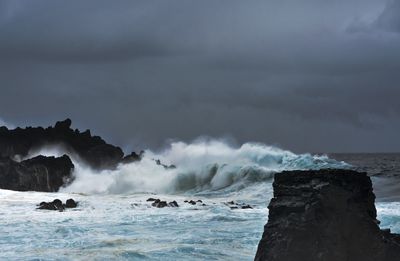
0;119;146;192
0;155;74;192
147;198;180;208
255;169;400;261
0;119;128;169
37;198;78;211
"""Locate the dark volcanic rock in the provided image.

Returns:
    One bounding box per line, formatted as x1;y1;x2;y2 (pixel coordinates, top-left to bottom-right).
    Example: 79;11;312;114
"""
255;169;400;261
152;200;168;208
149;199;180;208
37;198;78;211
0;155;74;192
168;201;179;207
38;199;65;211
65;198;78;208
122;151;145;164
0;119;128;169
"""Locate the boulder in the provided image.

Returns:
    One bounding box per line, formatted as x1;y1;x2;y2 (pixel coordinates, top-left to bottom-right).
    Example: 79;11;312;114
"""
37;198;78;211
152;200;168;208
149;199;179;208
65;198;78;208
168;201;179;207
38;199;65;211
255;169;400;261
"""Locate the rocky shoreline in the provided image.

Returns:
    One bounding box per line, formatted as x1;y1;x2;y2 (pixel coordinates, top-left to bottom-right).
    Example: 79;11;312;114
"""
0;119;143;192
1;120;400;260
255;169;400;261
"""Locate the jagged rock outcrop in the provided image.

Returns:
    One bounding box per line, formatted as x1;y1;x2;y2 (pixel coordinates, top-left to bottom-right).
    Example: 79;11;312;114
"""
255;169;400;261
0;119;137;169
0;119;147;192
0;155;74;192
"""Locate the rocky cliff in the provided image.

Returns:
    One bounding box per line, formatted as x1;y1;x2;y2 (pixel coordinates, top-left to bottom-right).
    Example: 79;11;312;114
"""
0;155;74;192
255;169;400;261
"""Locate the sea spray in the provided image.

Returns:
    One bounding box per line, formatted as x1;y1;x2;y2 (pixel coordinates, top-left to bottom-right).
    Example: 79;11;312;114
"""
26;139;350;194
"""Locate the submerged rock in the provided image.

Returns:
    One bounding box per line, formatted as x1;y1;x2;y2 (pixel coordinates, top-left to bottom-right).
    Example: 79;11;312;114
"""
255;169;400;261
0;155;74;192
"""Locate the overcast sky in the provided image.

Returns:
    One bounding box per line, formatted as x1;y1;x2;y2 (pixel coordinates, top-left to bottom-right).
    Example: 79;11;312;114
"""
0;0;399;153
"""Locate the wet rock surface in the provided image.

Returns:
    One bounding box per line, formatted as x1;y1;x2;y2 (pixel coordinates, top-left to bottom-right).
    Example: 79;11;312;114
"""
255;169;400;261
148;198;180;208
37;198;78;211
0;155;74;192
225;201;253;210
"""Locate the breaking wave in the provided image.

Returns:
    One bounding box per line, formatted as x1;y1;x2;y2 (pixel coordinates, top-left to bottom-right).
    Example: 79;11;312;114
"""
28;139;350;195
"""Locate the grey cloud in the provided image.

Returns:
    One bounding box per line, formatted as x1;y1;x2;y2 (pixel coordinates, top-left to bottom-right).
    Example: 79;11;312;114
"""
0;0;399;153
375;0;400;32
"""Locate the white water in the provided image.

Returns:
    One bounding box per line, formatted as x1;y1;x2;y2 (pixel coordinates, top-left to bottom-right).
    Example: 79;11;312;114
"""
1;140;398;260
28;139;349;195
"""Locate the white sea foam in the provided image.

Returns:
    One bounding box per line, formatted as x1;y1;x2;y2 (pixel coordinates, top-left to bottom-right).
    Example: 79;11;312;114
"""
27;139;349;195
0;141;397;261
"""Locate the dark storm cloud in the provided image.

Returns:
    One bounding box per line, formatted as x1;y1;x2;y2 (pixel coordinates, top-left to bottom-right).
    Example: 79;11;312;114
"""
0;0;399;152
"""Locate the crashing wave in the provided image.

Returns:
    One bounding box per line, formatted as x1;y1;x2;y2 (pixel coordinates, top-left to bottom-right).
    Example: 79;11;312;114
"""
28;139;350;194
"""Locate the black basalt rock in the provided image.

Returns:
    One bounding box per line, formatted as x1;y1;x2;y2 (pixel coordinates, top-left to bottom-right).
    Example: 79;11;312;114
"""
149;199;180;208
65;198;78;208
152;200;168;208
38;199;65;211
0;119;127;170
255;169;400;261
0;155;74;192
37;198;78;211
168;201;179;207
0;119;146;192
122;151;145;164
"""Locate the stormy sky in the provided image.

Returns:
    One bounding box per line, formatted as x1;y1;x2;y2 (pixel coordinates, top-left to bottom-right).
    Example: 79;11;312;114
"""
0;0;399;153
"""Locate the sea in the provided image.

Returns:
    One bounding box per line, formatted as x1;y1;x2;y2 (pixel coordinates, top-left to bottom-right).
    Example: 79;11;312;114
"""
1;140;399;260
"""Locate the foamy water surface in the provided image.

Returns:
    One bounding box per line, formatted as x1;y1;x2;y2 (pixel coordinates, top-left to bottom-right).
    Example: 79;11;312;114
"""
1;140;399;260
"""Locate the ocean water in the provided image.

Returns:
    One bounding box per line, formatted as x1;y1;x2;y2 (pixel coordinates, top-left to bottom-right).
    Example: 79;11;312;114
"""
1;141;399;260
